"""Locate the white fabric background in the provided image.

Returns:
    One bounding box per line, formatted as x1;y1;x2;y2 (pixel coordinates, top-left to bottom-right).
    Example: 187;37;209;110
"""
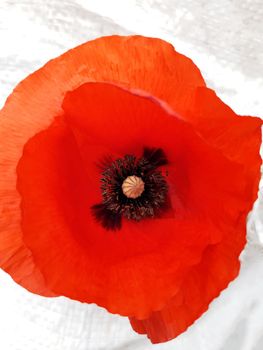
0;1;263;349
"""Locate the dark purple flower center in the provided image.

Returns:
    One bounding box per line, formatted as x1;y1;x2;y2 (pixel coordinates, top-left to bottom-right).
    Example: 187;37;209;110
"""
92;148;169;230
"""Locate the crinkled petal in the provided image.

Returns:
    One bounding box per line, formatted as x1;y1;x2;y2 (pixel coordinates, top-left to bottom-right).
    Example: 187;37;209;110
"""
128;90;262;342
15;83;253;319
130;220;245;343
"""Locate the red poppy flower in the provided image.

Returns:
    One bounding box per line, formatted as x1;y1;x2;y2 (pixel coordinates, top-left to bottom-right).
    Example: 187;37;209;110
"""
0;35;262;343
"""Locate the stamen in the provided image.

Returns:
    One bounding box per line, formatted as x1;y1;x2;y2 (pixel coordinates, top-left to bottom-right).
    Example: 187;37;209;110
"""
91;147;169;230
92;203;122;231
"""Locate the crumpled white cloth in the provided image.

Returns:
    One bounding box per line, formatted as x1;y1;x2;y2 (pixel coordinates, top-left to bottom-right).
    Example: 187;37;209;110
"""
0;1;262;349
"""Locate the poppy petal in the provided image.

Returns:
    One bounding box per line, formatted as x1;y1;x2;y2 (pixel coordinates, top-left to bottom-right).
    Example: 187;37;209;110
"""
15;82;255;321
130;223;245;343
185;87;262;199
128;91;262;343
